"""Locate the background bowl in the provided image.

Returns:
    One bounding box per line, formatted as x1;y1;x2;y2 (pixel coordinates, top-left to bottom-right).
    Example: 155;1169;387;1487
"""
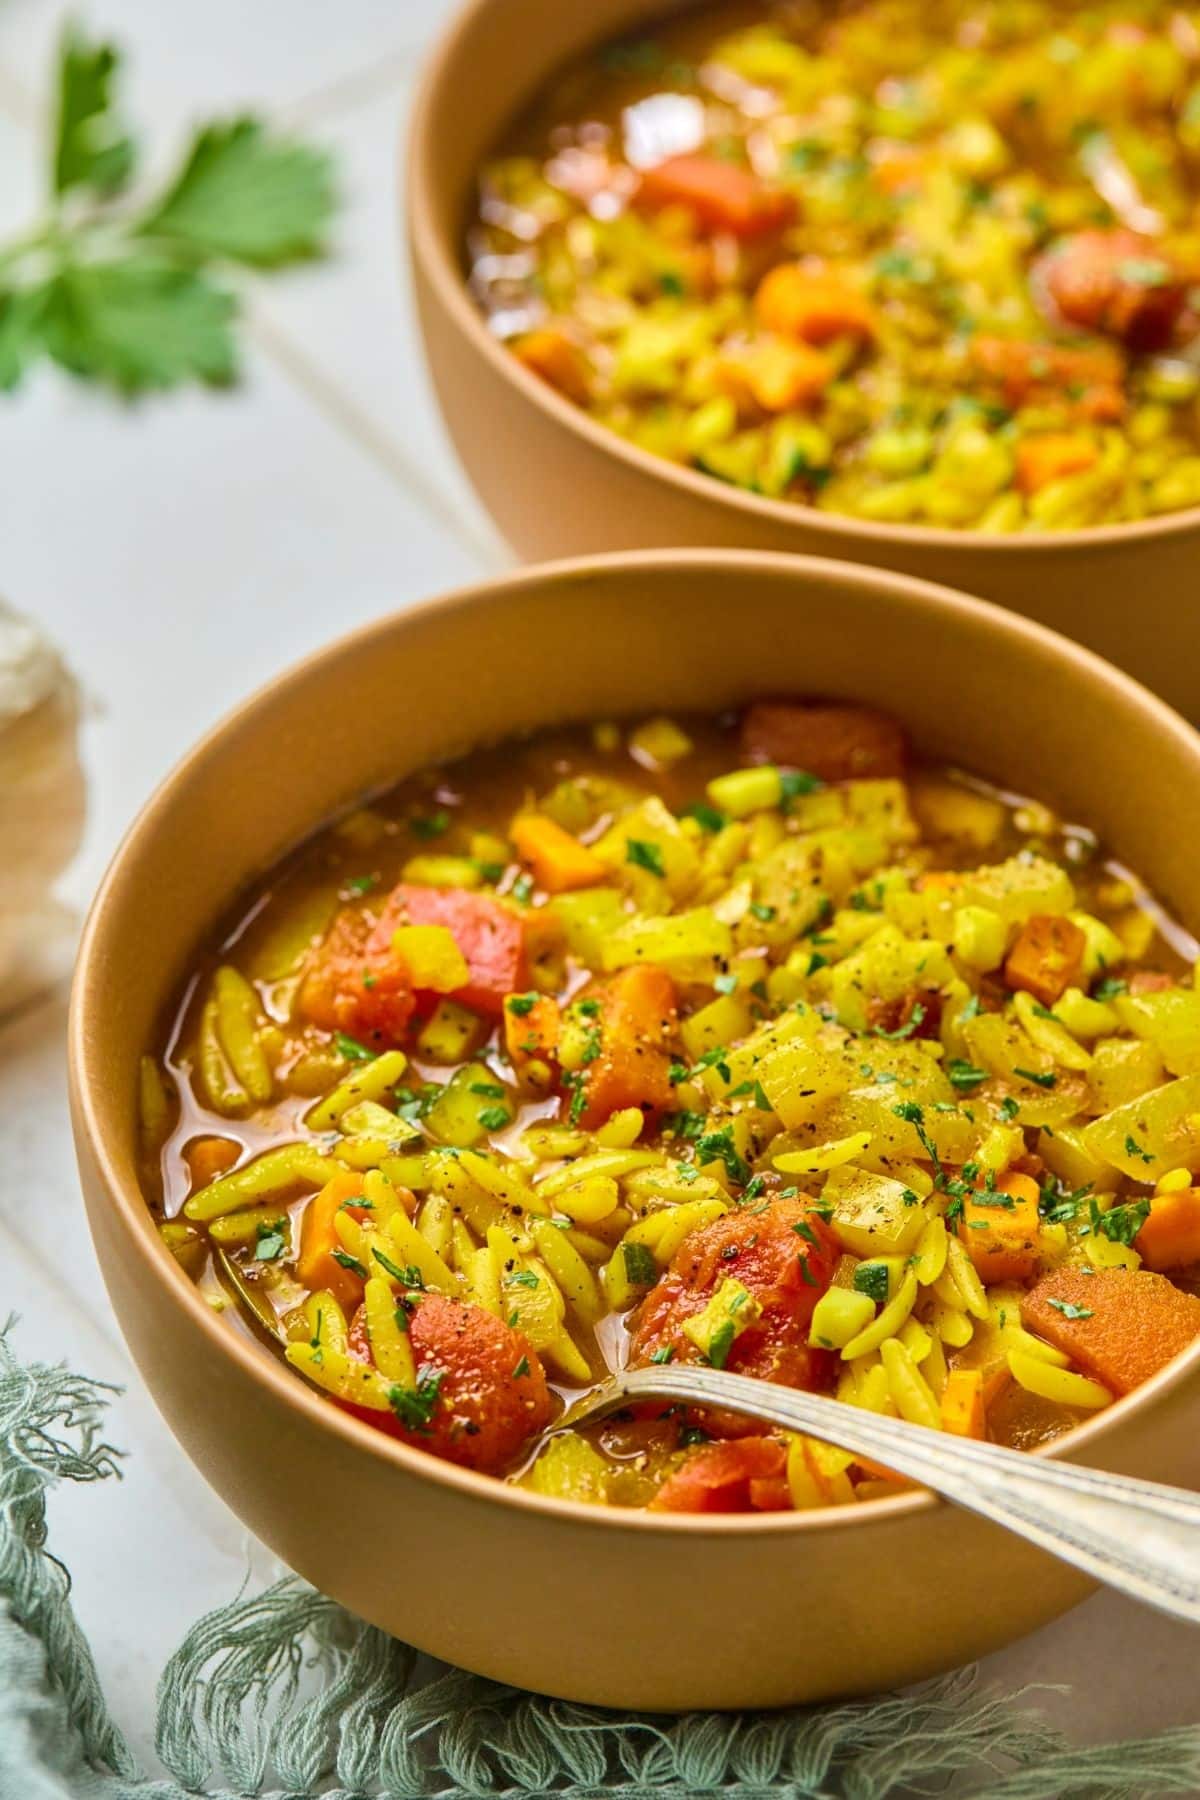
70;550;1200;1710
407;0;1200;720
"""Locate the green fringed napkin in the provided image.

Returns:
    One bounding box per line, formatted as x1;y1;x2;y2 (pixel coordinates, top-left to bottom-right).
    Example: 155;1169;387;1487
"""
2;1325;1198;1800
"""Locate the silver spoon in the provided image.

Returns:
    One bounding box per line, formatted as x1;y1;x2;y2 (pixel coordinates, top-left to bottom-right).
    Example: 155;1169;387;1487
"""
558;1363;1200;1626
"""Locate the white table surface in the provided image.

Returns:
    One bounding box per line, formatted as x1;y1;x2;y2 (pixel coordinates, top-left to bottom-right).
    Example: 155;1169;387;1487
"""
0;0;1195;1779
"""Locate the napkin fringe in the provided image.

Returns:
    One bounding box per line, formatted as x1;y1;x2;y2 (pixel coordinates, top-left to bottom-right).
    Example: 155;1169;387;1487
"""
1;1322;1196;1800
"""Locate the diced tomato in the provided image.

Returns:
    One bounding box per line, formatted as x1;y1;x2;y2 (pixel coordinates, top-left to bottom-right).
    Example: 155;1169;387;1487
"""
631;1198;838;1436
368;885;528;1019
739;699;907;780
297;907;416;1048
574;965;678;1128
635;154;796;239
343;1292;552;1474
1035;230;1187;351
650;1437;788;1513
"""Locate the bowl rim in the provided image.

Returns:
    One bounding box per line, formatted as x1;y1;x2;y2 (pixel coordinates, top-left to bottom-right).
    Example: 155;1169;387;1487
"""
70;548;1200;1537
406;0;1200;560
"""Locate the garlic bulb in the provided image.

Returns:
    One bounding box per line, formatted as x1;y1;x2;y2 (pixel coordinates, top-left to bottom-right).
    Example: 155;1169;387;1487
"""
0;601;85;1015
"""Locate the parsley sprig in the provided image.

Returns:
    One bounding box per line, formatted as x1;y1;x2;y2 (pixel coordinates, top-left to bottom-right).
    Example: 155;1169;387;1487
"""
1;25;336;394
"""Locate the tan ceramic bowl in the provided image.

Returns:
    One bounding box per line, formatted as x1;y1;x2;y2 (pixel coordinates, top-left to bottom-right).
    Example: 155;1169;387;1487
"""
70;551;1200;1711
407;0;1200;720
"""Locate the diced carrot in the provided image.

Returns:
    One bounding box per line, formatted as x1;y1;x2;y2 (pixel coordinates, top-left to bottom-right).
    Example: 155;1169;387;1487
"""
575;965;678;1128
1036;229;1186;351
959;1171;1042;1284
298;907;416;1048
634;154;796;238
739;699;907;779
869;146;929;193
1021;1266;1200;1397
510;813;607;893
1015;433;1100;495
650;1436;788;1512
716;338;834;412
297;1171;372;1308
940;1368;986;1440
368;886;528;1019
1076;383;1126;423
970;335;1126;410
504;992;560;1074
1003;913;1087;1006
511;328;593;405
1135;1188;1200;1272
185;1135;241;1191
754;262;878;345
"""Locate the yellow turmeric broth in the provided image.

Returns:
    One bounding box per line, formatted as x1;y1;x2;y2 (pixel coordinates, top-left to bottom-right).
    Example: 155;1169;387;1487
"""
141;700;1200;1512
469;0;1200;530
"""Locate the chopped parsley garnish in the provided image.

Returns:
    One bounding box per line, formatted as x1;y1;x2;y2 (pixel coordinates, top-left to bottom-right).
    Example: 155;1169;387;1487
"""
410;809;450;839
622;1242;658;1287
779;769;824;806
1046;1298;1093;1321
649;1345;675;1364
1014;1067;1057;1089
254;1219;287;1262
577;998;601;1017
331;1248;368;1280
512;1355;530;1379
707;1320;737;1369
1093;976;1128;1001
506;993;538;1016
1124;1134;1154;1166
681;802;726;833
506;1268;540;1289
470;1080;506;1098
741;1174;766;1204
999;1096;1021;1121
626;838;666;877
694;1126;751;1185
749;901;776;922
335;1032;374;1063
344;873;378;895
713;973;739;995
388;1368;445;1433
946;1059;988;1093
873;1003;925;1041
1096;1198;1151;1246
853;1263;890;1305
511;873;534;905
754;1081;773;1112
807;952;828;976
477;1105;511;1132
371;1247;424;1288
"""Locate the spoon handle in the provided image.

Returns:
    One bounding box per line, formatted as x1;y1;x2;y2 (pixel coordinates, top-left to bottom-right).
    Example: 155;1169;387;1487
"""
597;1366;1200;1625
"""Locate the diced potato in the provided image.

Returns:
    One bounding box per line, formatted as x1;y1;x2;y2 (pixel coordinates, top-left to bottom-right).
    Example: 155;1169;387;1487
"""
1082;1075;1200;1180
549;888;629;969
1038;1123;1120;1193
829;924;954;1031
808;1285;876;1349
424;1063;510;1148
1088;1037;1166;1112
682;1277;762;1365
951;905;1008;972
824;1166;929;1257
602;907;734;981
416;999;486;1063
953;855;1074;925
1069;911;1126;980
681;990;753;1061
592;796;700;902
910;776;1005;850
1114;989;1200;1076
522;1432;610;1502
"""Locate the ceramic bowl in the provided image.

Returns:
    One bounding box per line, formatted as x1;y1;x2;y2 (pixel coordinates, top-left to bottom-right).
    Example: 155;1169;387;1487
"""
70;550;1200;1710
406;0;1200;720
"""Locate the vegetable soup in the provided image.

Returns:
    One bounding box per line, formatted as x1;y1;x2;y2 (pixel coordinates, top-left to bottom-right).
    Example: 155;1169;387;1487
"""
141;700;1200;1513
469;0;1200;531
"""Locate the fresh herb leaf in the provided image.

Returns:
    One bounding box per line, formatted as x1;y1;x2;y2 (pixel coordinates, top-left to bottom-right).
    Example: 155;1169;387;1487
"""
713;972;738;995
649;1345;675;1364
410;809;450;839
512;1355;530;1379
999;1096;1021;1121
694;1126;751;1185
853;1262;889;1305
749;901;776;922
622;1242;658;1287
254;1219;287;1262
1014;1066;1057;1089
626;838;666;877
682;802;726;833
138;117;336;266
388;1368;445;1433
1097;1198;1151;1246
1124;1133;1154;1166
873;1003;926;1041
331;1248;367;1280
371;1247;424;1288
54;25;135;197
946;1058;988;1092
335;1031;374;1063
1093;976;1128;1001
506;993;537;1016
707;1320;736;1369
476;1105;511;1131
779;770;824;806
1047;1298;1093;1321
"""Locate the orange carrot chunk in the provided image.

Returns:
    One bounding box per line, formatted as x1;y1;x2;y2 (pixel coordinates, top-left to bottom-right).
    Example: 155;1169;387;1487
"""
1015;433;1100;495
575;964;678;1128
1003;913;1086;1006
1021;1266;1200;1397
754;263;878;344
512;329;593;405
635;154;795;238
297;1170;373;1309
739;699;907;779
511;813;608;893
185;1134;241;1191
503;991;561;1075
940;1368;986;1439
1135;1188;1200;1272
959;1171;1042;1285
